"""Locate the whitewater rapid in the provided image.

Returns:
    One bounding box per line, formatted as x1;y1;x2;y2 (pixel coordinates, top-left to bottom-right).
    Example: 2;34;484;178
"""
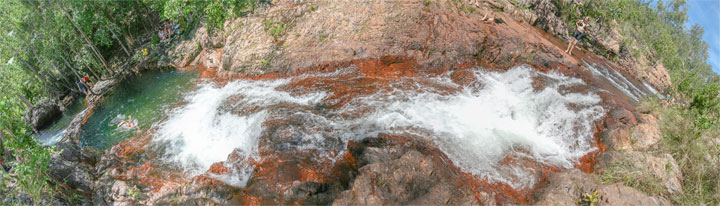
152;65;604;189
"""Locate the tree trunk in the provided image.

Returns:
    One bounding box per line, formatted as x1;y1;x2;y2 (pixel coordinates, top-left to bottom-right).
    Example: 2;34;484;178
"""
1;125;16;164
61;6;114;76
51;61;79;93
1;81;33;108
59;48;101;81
107;25;131;57
0;122;6;166
14;54;52;89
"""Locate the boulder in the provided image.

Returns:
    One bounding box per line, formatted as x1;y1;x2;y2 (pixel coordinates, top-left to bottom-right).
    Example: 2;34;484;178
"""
536;169;671;205
333;150;483;205
91;80;116;95
602;113;662;151
47;158;94;193
601;128;632;151
47;142;97;195
530;0;569;40
24;98;61;131
595;20;624;55
630;123;661;149
604;108;638;129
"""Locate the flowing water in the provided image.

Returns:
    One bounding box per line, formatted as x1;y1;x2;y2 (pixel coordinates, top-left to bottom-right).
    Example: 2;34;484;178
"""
80;69;197;149
149;65;605;189
38;98;85;145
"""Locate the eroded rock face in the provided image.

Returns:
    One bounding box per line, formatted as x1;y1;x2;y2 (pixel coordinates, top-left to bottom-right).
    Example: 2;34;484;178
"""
333;150;482;206
530;0;569;40
47;142;97;195
536;169;671;206
24;98;61;131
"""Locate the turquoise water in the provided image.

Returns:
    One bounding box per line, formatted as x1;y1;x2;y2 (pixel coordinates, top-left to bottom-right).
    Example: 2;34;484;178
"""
80;69;197;149
38;98;86;145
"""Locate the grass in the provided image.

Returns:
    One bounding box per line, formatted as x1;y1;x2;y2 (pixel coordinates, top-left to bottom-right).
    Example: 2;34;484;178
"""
263;20;286;40
599;156;666;196
598;98;720;204
636;99;720;204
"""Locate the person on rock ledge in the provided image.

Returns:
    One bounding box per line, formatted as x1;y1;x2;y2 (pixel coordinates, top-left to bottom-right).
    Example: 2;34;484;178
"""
565;16;590;55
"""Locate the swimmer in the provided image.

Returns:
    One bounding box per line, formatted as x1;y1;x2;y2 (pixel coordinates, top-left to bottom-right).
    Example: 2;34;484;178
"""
117;115;140;132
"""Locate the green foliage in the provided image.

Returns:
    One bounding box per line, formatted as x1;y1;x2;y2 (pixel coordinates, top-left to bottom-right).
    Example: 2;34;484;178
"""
0;83;55;204
264;20;286;40
128;185;139;200
424;0;432;7
578;190;600;206
13;146;54;205
145;0;258;33
554;0;715;84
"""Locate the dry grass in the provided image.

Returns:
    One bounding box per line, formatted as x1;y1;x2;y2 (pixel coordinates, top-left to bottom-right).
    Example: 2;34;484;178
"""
637;99;720;205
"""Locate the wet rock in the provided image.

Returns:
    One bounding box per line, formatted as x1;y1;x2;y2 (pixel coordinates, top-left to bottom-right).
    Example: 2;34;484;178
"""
536;169;671;205
91;80;116;95
24;98;61;131
333;150;480;205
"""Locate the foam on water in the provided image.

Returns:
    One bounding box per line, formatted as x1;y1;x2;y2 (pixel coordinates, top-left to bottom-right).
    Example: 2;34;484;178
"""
153;79;327;187
345;66;603;187
154;65;603;189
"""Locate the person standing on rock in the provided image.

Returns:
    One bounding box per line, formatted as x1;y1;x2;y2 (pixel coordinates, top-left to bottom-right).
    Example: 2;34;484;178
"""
565;16;590;55
76;78;88;96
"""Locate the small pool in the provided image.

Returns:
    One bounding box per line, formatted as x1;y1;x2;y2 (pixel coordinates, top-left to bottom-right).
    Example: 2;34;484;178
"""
38;98;86;145
80;69;197;149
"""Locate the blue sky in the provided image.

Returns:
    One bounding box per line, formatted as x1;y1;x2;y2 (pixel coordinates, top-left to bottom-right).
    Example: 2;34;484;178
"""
686;0;720;74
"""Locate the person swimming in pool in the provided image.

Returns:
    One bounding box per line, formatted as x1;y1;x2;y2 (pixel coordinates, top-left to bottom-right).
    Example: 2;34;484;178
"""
117;115;140;132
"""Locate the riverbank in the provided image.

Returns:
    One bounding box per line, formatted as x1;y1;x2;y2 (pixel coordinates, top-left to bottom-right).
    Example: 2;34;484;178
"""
32;0;685;205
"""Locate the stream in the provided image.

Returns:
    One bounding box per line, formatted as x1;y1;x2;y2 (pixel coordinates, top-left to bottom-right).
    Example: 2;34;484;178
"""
149;65;605;189
42;62;658;192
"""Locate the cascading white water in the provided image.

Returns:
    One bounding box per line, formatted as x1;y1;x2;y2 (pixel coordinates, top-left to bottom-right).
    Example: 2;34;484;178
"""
352;67;604;188
152;79;327;187
585;62;649;101
153;65;603;189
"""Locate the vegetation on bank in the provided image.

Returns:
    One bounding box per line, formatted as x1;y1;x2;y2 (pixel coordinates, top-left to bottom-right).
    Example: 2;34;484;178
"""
546;0;720;204
0;0;259;203
552;0;718;88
